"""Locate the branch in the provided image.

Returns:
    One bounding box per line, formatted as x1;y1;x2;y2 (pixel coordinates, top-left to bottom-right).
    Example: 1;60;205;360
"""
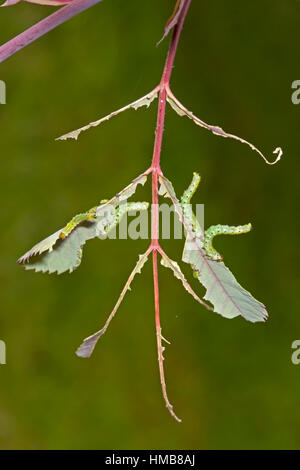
0;0;105;63
167;87;282;166
57;87;159;141
76;248;151;358
148;0;191;423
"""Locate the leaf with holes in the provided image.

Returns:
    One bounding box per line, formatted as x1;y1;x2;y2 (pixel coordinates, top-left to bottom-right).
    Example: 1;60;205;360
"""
18;173;148;274
57;88;159;141
159;174;268;322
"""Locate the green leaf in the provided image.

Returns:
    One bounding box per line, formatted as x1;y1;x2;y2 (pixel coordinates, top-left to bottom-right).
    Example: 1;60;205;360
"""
18;173;148;274
19;222;103;275
182;239;268;322
159;174;268;323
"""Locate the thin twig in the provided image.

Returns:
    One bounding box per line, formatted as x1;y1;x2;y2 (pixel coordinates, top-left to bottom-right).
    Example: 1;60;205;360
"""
57;86;160;141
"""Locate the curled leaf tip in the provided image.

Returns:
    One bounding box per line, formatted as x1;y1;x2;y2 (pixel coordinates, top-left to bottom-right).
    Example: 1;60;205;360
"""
271;147;283;165
167;91;283;167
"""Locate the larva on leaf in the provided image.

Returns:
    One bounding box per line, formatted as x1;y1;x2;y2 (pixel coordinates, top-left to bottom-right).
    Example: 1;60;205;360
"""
180;172;201;205
180;173;252;262
204;223;252;261
59;207;97;239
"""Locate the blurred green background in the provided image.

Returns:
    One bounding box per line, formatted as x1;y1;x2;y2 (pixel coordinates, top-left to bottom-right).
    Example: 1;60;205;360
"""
0;0;299;450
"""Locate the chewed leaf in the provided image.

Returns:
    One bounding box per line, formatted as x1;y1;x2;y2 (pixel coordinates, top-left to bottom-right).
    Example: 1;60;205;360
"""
19;219;104;274
157;0;185;45
100;172;148;208
18;172;148;274
167;90;282;166
183;239;268;322
18;205;117;274
18;202;148;274
21;225;95;274
76;250;150;358
159;174;268;323
57;88;159;141
18;229;62;264
160;250;212;311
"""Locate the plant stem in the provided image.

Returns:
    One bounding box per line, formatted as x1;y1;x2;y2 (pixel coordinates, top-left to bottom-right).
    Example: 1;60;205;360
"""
3;0;193;423
0;0;104;63
150;0;192;242
150;0;192;422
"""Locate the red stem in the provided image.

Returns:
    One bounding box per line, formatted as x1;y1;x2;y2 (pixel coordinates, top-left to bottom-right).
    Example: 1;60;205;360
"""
0;0;104;63
150;0;192;422
150;0;191;243
161;0;192;87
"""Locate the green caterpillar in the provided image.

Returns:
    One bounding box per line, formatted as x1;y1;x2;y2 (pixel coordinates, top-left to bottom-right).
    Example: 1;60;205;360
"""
180;172;252;261
180;172;202;238
98;201;149;236
181;172;201;205
59;207;97;239
59;201;148;239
